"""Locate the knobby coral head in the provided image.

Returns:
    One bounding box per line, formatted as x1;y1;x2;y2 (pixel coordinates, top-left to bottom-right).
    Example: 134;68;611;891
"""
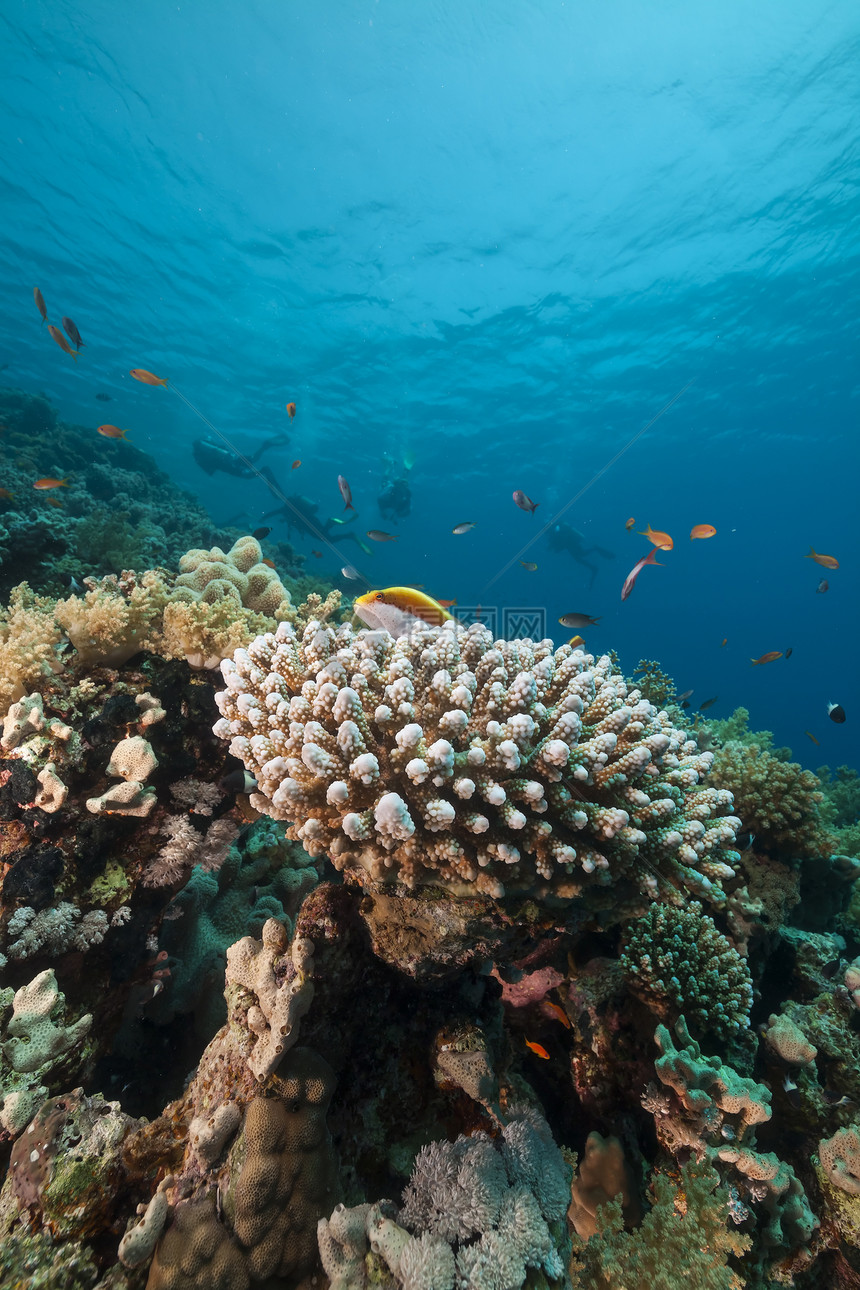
213;620;740;904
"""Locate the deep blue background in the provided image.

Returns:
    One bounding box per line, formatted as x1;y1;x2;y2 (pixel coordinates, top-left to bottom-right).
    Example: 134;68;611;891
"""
0;0;857;767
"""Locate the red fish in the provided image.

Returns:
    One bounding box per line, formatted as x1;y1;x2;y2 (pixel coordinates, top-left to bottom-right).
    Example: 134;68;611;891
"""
625;516;635;530
261;558;276;569
97;424;131;440
286;401;296;419
34;287;48;324
47;324;78;361
621;546;662;601
750;651;783;665
338;474;354;511
513;489;539;514
291;459;301;469
525;1039;550;1060
130;368;168;387
690;524;716;540
62;316;85;348
34;477;69;490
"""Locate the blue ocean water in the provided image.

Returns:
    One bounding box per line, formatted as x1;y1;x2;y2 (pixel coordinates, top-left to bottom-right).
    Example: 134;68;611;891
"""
0;0;857;767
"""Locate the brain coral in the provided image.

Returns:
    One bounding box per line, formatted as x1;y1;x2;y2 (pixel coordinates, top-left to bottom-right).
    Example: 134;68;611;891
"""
214;620;741;904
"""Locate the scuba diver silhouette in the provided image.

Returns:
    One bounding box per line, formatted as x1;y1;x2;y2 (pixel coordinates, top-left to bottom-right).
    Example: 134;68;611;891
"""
546;522;615;588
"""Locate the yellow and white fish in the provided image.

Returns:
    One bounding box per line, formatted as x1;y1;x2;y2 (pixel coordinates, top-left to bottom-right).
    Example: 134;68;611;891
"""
353;586;456;635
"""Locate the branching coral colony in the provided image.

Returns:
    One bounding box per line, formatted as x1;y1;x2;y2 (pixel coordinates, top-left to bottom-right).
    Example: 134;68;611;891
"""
214;619;741;908
1;605;860;1289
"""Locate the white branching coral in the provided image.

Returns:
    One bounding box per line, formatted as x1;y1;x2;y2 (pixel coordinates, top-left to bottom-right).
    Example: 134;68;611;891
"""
214;620;740;903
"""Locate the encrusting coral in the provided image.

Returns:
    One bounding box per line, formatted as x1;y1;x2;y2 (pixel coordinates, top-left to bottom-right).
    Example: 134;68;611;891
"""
214;620;741;905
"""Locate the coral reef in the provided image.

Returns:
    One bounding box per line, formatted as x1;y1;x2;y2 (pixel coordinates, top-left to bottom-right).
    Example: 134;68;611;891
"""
214;620;741;908
1;600;859;1290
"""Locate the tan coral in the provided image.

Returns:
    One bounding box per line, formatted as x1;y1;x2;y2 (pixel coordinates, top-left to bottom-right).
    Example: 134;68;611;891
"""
762;1013;818;1065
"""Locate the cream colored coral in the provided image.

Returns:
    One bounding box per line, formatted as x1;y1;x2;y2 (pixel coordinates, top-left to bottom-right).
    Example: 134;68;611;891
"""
86;780;157;817
176;536;292;619
34;763;68;813
55;569;169;666
763;1013;817;1065
214;620;741;903
106;735;158;782
225;919;314;1081
0;584;63;715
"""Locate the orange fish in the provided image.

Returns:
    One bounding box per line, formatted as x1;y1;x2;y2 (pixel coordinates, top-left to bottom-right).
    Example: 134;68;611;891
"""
751;651;783;665
720;637;728;647
542;1001;571;1029
261;558;276;569
311;550;322;558
638;524;673;550
690;524;716;540
130;369;168;387
45;497;64;507
34;287;48;324
34;477;68;490
805;546;839;570
625;516;635;530
291;460;302;469
525;1039;550;1060
47;324;78;361
805;730;820;746
97;424;131;441
286;402;296;419
0;488;14;500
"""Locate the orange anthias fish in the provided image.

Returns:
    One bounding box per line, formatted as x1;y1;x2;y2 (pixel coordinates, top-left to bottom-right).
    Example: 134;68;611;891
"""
805;730;820;746
0;488;14;501
690;524;717;540
261;558;276;569
638;524;673;550
286;402;296;419
625;516;635;530
34;477;69;490
45;497;64;507
720;637;728;647
291;459;301;469
354;587;456;634
805;546;839;570
47;324;78;361
97;424;131;441
130;368;168;387
542;1001;571;1029
34;287;48;324
525;1039;550;1060
751;651;784;665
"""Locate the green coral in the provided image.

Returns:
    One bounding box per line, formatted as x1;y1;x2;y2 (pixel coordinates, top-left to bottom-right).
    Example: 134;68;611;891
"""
0;1231;98;1289
707;741;834;861
621;902;752;1040
570;1159;750;1290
